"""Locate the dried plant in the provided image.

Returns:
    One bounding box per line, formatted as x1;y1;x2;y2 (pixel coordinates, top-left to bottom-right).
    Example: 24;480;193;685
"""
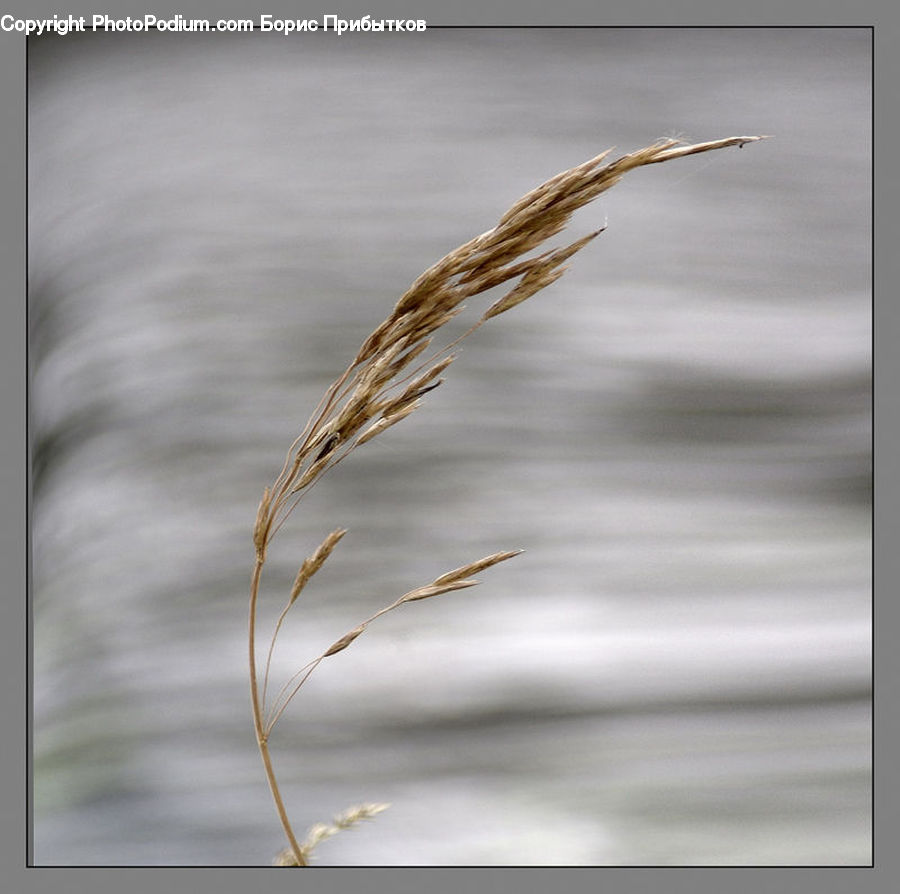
274;803;391;867
248;135;765;865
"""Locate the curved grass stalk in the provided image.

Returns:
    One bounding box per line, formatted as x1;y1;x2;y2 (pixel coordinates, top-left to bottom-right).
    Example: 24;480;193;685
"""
248;135;766;866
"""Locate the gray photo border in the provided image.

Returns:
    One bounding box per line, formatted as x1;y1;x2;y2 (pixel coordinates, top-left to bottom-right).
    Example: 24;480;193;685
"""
4;0;890;892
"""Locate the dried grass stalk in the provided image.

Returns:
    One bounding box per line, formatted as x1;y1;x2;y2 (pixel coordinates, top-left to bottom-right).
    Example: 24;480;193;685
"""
248;135;765;866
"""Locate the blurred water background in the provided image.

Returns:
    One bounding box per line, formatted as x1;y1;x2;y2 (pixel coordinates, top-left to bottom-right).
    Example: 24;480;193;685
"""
29;28;871;866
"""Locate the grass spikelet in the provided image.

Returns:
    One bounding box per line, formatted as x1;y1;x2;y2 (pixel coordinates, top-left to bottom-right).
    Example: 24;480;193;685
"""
274;803;392;865
431;549;525;586
252;486;271;558
288;528;347;605
322;623;367;658
397;578;481;604
355;398;421;447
